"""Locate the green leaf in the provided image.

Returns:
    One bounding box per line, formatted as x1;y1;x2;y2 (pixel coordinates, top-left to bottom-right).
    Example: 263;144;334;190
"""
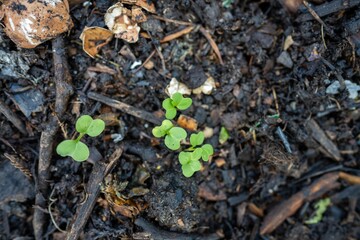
305;198;331;224
177;98;192;110
169;127;187;140
201;144;214;161
189;160;201;172
56;140;90;162
165;127;186;150
165;134;181;150
71;141;90;162
76;115;105;137
219;126;229;144
152;120;173;138
171;92;183;106
190;132;204;147
165;107;177;119
86;119;105;137
182;164;195;178
162;98;173;110
76;115;93;133
56;140;77;157
191;148;202;161
179;151;191;165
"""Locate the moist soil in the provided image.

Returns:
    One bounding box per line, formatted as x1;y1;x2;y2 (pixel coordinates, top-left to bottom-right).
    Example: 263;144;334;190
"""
1;0;360;239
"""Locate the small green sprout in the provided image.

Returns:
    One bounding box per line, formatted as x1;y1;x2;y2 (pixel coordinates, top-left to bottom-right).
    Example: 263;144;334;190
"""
222;0;234;8
219;126;229;144
305;198;331;224
56;115;105;162
162;92;192;119
153;92;214;178
152;120;187;150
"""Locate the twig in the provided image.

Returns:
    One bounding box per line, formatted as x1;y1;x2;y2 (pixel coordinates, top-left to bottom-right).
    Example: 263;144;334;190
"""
302;1;334;36
133;49;156;73
275;127;292;154
146;31;167;74
151;15;194;26
199;26;224;65
66;147;123;240
0;99;27;135
4;153;32;179
87;92;162;125
33;36;73;240
160;26;195;43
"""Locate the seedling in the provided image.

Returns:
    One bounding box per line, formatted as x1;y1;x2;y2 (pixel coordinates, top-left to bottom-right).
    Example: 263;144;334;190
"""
56;115;105;161
153;92;214;177
305;198;331;224
162;92;192;119
152;120;187;150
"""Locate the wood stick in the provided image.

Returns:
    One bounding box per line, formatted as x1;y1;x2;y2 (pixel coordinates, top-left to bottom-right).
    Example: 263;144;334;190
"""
87;92;162;125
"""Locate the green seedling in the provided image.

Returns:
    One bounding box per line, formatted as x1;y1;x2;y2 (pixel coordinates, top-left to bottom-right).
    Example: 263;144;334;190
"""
162;92;192;119
56;115;105;162
305;198;331;224
219;126;229;145
153;92;214;177
152;120;187;150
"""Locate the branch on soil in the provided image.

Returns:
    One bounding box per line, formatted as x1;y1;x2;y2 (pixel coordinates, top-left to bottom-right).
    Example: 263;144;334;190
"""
0;99;27;135
33;36;73;240
66;147;123;240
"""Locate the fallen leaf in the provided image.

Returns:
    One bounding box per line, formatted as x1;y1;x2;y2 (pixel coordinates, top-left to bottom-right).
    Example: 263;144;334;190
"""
134;0;156;13
177;114;198;131
2;0;73;48
165;78;192;97
192;76;216;95
131;6;147;23
105;3;140;43
80;27;113;58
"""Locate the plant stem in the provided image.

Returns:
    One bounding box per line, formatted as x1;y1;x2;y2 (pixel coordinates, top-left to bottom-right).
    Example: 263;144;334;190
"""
75;133;85;142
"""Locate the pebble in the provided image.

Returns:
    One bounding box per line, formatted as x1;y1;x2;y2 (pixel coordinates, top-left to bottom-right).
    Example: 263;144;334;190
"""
276;51;293;68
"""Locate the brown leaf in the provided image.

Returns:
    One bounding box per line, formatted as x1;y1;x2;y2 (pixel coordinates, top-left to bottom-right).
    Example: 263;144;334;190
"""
2;0;73;48
80;27;113;58
177;114;198;131
134;0;156;13
198;182;227;201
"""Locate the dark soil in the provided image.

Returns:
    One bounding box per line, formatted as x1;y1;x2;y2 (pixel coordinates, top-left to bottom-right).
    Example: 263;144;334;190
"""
1;0;360;239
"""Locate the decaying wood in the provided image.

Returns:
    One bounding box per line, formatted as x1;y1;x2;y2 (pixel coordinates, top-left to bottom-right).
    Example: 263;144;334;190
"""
87;92;162;125
305;119;342;161
33;36;73;240
0;99;27;135
66;147;123;240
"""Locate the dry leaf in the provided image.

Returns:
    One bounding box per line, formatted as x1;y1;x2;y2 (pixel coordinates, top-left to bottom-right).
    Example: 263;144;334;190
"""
284;35;294;51
134;0;156;13
177;114;198;131
80;27;113;58
192;76;216;95
165;78;192;96
131;6;147;23
105;3;140;43
2;0;73;48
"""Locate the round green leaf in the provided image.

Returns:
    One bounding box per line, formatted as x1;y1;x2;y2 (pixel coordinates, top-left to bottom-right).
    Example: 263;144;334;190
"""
70;141;90;162
165;107;177;119
179;151;191;165
76;115;93;133
191;148;203;161
171;92;183;106
182;164;195;178
169;127;187;140
86;119;105;137
190;132;204;147
165;135;181;150
189;160;201;172
152;126;165;138
161;119;174;132
56;140;77;157
162;98;173;110
177;98;192;110
201;144;214;161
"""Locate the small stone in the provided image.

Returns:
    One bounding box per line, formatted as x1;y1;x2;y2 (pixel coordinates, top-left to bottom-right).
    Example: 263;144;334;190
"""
277;51;293;68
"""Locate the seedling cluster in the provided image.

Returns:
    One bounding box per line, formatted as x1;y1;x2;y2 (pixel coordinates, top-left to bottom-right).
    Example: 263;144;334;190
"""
56;115;105;161
152;92;214;177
